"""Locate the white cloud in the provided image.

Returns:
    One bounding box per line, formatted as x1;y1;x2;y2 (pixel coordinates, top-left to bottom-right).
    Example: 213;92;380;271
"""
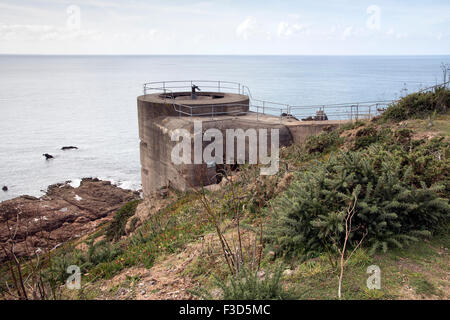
327;25;365;40
0;24;102;41
385;28;408;39
277;22;307;38
342;26;354;39
236;17;258;40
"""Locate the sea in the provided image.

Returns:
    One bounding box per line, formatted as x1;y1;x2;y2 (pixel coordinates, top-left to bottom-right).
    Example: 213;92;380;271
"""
0;55;449;201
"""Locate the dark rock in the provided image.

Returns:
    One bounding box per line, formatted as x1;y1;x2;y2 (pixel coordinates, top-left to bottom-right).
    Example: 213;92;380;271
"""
43;153;54;160
2;186;7;192
61;146;78;150
281;113;299;121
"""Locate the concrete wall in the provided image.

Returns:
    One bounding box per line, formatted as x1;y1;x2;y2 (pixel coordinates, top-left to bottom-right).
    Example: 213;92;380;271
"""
137;93;345;196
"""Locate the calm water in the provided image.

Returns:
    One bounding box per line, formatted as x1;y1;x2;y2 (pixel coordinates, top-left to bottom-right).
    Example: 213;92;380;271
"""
0;55;449;201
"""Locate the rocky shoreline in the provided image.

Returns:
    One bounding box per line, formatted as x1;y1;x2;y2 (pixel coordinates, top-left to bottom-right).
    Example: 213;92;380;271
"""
0;178;141;262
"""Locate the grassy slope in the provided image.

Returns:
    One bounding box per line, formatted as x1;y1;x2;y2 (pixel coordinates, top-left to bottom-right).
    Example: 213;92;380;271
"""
77;115;449;300
1;115;448;300
284;232;449;300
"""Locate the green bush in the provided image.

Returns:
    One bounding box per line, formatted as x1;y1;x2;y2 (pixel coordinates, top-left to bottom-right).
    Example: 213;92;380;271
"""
192;265;296;300
265;147;449;257
304;131;343;154
86;239;122;266
353;126;380;150
397;137;450;196
106;200;140;241
382;87;450;121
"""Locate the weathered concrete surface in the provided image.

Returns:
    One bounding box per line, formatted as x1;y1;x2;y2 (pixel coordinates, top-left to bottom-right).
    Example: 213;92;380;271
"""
138;93;348;196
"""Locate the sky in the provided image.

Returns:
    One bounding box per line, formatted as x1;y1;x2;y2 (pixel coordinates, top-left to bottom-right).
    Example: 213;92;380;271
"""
0;0;449;55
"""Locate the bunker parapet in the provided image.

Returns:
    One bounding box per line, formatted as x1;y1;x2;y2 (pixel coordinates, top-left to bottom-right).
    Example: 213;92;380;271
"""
137;81;348;197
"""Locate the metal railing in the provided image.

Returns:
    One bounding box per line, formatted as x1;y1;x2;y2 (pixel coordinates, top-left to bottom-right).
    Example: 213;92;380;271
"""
288;100;393;121
172;103;249;118
143;81;248;119
241;84;394;121
142;80;449;122
143;80;243;95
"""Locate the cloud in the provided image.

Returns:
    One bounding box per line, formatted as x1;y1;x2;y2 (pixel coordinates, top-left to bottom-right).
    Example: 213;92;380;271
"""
0;24;102;41
342;26;354;39
236;17;258;40
327;24;365;40
277;21;307;38
385;28;408;39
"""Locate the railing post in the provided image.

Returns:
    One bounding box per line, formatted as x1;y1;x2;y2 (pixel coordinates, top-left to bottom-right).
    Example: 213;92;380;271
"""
262;101;265;114
350;105;353;122
218;81;221;92
356;104;359;121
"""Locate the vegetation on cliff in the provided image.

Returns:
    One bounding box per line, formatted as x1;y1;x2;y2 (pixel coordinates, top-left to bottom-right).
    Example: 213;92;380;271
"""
1;86;449;300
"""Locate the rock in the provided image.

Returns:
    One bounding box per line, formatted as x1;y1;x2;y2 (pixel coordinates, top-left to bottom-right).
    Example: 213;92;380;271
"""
42;153;54;160
61;146;78;150
2;186;7;192
281;113;299;121
159;188;169;198
117;288;128;296
0;178;140;262
283;269;293;277
257;270;266;279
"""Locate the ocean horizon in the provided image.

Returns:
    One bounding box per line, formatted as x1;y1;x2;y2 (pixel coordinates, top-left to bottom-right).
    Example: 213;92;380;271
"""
1;54;449;201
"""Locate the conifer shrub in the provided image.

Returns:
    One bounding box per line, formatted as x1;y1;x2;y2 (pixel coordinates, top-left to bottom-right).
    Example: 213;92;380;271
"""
304;131;343;154
191;265;296;300
353;126;380;150
265;147;449;257
106;200;140;241
395;137;450;196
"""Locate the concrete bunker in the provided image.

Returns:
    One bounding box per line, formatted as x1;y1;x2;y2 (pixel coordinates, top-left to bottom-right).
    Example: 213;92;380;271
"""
137;81;343;197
